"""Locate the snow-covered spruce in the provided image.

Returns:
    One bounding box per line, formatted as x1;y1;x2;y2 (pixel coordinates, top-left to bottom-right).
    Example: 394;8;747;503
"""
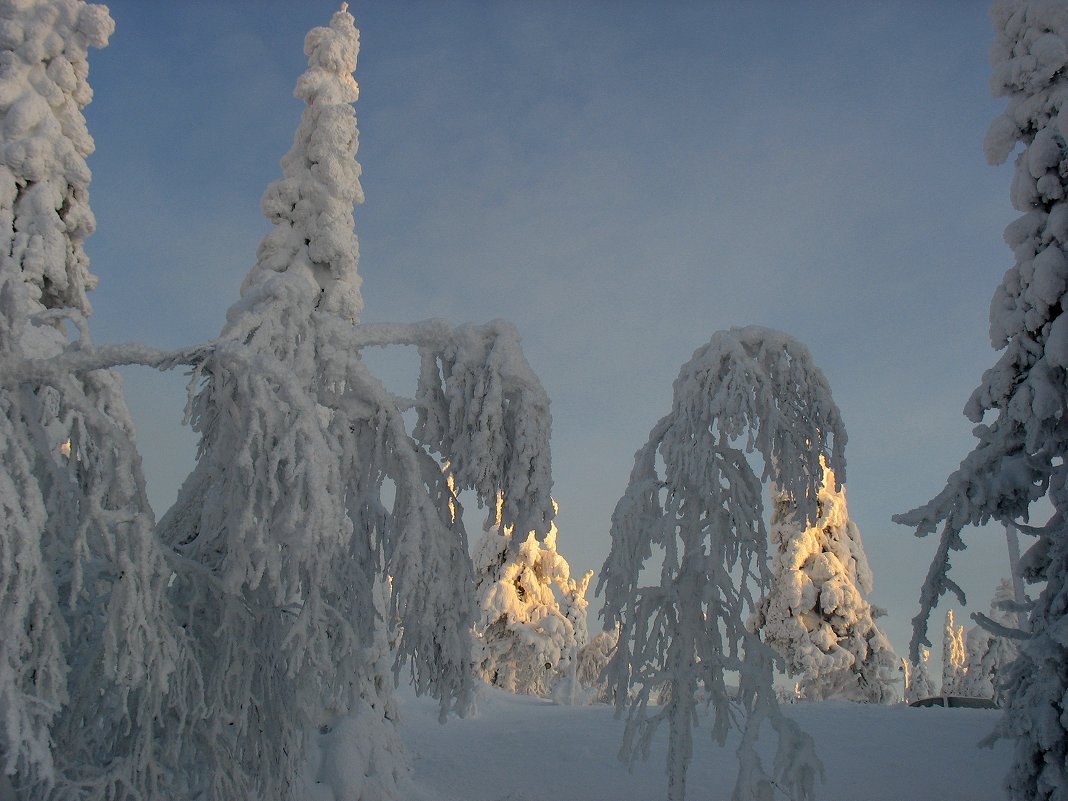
156;7;554;799
599;326;844;801
940;609;967;697
751;459;898;703
903;650;936;704
0;3;195;799
960;580;1022;703
893;2;1068;799
472;497;592;699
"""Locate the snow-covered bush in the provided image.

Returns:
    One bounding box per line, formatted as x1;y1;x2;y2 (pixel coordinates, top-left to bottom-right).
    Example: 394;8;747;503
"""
894;2;1068;798
599;326;844;801
473;498;592;698
752;458;898;703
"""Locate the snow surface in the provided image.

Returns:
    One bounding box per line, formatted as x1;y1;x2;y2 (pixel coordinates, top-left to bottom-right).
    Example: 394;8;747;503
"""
391;683;1011;801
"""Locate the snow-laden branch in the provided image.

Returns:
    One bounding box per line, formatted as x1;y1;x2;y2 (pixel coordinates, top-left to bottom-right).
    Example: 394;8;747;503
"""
0;340;211;384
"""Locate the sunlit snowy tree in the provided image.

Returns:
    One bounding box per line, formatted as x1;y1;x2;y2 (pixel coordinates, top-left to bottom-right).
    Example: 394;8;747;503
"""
473;499;592;698
0;3;193;798
893;1;1068;798
752;459;898;703
153;6;555;799
599;326;844;801
940;609;967;696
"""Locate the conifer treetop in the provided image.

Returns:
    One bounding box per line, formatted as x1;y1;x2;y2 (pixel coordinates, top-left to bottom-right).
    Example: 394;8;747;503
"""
0;0;113;322
237;1;364;329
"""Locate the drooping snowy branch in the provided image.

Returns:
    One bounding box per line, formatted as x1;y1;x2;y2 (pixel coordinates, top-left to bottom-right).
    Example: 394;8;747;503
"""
598;326;843;801
414;318;554;541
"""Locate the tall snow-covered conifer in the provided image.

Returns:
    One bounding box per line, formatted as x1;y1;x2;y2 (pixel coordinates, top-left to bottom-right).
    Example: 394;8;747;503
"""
894;2;1068;798
752;459;898;703
599;326;842;801
0;2;191;798
157;6;555;799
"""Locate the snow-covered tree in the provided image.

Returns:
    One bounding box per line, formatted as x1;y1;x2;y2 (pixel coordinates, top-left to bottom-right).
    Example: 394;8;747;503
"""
960;580;1023;702
575;629;619;702
0;3;194;798
904;650;936;703
752;458;898;703
599;326;844;801
893;2;1068;798
940;609;967;696
152;7;554;799
473;497;592;698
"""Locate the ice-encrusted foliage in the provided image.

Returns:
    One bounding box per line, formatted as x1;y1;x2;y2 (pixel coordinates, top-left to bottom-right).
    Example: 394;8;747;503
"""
0;4;192;799
472;503;592;698
156;7;553;799
599;326;843;801
894;2;1068;798
753;460;898;703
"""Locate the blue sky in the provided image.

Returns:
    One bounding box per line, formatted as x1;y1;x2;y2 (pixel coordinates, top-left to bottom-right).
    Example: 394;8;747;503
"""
82;1;1019;667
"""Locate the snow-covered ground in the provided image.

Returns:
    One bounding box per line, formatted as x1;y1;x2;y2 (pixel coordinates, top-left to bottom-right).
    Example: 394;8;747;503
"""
396;683;1011;801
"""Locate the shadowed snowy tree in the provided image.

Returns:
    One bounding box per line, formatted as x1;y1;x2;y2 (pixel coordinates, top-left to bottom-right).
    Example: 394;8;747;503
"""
751;459;898;703
903;650;936;703
153;6;554;800
0;2;553;798
961;580;1023;702
893;2;1068;798
599;326;844;801
0;3;195;799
